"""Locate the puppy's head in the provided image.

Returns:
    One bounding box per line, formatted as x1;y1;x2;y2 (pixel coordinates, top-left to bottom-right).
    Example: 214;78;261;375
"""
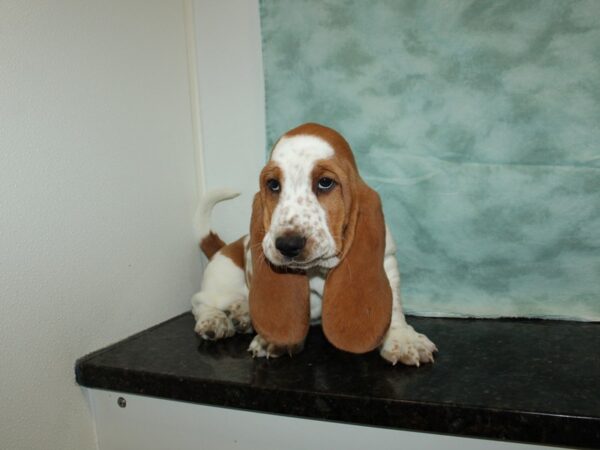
257;123;360;270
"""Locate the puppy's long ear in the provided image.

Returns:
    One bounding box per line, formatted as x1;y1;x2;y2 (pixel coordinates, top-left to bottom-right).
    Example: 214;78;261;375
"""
248;194;310;347
321;185;392;353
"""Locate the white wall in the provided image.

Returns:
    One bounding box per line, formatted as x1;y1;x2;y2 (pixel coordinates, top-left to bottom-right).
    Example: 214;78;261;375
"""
193;0;266;242
0;1;203;449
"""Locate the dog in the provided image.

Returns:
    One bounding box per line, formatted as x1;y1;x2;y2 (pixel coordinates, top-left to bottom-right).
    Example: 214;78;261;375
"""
192;123;436;366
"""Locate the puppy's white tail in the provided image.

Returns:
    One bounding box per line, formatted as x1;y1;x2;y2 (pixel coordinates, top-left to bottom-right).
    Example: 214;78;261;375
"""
193;188;240;243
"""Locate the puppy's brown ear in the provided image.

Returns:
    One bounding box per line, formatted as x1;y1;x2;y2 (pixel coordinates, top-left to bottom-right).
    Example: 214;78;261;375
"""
248;194;310;347
321;185;392;353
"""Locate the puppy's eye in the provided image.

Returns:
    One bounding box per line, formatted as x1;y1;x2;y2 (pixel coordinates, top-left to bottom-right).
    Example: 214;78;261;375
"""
266;179;281;193
317;177;336;192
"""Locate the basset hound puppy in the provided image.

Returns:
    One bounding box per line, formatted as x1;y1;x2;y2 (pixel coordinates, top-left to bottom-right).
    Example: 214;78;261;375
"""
191;123;437;365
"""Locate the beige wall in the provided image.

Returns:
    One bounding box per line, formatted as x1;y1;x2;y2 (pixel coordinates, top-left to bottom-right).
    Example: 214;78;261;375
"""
0;1;203;448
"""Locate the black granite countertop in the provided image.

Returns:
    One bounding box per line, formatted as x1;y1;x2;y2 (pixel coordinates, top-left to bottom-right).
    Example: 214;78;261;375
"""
76;313;600;449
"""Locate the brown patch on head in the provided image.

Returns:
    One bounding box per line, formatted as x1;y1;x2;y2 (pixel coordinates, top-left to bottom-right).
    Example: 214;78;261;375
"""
219;236;246;269
258;162;283;232
310;159;353;254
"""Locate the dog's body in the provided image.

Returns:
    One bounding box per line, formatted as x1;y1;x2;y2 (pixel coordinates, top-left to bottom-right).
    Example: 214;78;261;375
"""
192;124;436;366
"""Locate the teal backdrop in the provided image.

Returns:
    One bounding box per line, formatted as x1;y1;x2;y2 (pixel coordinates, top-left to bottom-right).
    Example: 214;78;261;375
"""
259;0;600;320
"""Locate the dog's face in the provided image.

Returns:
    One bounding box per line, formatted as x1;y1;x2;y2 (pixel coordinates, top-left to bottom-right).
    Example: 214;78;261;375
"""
258;134;354;270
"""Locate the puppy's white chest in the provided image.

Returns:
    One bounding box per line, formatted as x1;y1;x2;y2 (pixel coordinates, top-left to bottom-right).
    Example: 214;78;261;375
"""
308;269;326;322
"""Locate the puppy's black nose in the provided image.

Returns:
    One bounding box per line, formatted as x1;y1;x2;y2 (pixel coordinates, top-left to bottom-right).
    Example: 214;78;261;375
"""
275;235;306;258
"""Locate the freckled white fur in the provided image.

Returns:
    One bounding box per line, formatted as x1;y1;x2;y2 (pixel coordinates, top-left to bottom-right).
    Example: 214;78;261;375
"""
263;135;339;269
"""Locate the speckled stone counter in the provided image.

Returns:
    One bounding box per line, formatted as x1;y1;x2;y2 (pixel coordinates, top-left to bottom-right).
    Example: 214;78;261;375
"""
75;313;600;449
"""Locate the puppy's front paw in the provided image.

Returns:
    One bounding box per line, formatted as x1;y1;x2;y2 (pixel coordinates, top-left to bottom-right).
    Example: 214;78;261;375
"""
380;325;437;366
194;308;235;341
248;334;304;359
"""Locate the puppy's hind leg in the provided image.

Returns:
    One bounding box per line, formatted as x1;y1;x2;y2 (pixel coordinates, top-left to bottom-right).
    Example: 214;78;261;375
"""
225;299;253;334
192;242;250;340
192;293;236;340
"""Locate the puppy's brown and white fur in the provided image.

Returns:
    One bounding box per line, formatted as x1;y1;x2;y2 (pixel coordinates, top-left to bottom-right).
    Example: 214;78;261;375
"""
192;124;436;366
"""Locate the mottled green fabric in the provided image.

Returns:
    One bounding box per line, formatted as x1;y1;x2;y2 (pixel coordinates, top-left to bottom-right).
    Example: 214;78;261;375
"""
259;0;600;319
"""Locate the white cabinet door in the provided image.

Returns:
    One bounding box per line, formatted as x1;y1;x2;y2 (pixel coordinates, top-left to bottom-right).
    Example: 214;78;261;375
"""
88;389;567;450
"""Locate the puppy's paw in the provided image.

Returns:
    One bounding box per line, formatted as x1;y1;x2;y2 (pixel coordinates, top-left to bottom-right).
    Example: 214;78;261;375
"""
194;308;235;341
225;300;253;334
247;334;304;359
380;325;437;366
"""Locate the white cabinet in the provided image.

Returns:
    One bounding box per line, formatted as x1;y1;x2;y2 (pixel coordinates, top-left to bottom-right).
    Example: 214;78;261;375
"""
87;389;564;450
